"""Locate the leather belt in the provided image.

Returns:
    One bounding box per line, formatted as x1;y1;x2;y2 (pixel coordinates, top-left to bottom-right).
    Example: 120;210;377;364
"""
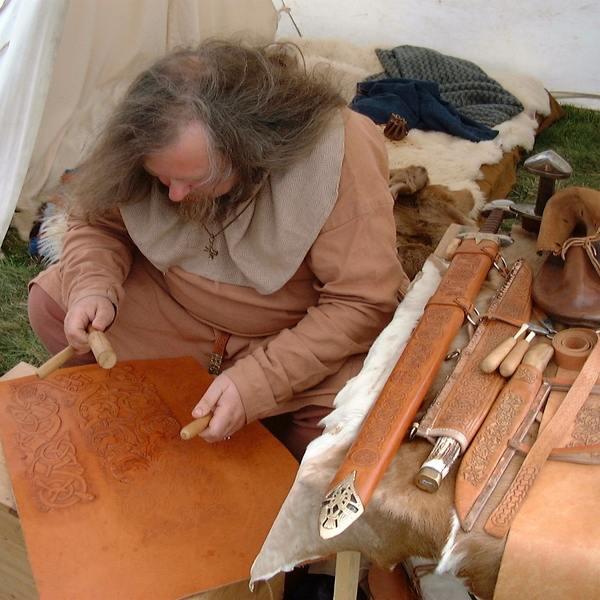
484;330;600;537
551;327;598;370
209;330;231;375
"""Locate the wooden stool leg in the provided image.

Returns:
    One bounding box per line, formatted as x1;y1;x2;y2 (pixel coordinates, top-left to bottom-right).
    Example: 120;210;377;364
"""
333;551;361;600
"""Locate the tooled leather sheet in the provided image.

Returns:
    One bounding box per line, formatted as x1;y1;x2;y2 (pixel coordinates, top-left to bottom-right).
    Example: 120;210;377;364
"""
493;366;600;600
0;357;298;600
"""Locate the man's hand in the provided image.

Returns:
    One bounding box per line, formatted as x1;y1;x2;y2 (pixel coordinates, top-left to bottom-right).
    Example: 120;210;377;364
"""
192;373;246;442
63;296;116;352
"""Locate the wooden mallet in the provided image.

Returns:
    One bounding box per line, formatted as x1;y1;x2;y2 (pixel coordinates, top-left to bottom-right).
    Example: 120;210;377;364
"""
36;325;117;379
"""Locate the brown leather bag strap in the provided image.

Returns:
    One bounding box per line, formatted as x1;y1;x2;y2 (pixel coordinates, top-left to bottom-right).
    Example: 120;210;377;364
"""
484;332;600;537
208;330;231;375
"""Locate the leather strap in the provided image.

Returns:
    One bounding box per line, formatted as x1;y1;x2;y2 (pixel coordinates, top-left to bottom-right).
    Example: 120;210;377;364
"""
485;331;600;537
208;329;231;375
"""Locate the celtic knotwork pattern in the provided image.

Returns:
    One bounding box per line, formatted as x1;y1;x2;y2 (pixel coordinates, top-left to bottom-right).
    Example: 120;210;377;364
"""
433;325;510;431
511;364;539;385
486;259;531;320
461;388;525;485
9;383;94;511
75;369;181;485
349;306;452;466
489;465;539;526
319;471;364;536
571;394;600;448
437;254;483;298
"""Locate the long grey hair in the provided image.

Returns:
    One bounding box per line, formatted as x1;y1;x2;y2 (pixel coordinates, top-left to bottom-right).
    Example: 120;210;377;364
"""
67;38;346;222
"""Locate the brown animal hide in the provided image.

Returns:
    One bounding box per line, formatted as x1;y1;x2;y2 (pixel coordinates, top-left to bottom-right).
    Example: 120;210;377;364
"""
390;166;476;280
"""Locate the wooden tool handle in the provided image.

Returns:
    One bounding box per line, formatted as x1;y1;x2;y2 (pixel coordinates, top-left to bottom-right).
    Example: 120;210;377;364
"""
87;326;117;369
522;342;554;372
480;336;518;373
499;332;536;377
36;346;76;379
180;415;212;440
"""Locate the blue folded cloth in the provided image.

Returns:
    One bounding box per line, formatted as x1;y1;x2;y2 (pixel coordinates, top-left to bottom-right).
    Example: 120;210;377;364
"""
375;45;524;127
350;77;499;142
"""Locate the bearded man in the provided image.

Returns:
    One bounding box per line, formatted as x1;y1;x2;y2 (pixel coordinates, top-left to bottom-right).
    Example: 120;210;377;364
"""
28;39;409;461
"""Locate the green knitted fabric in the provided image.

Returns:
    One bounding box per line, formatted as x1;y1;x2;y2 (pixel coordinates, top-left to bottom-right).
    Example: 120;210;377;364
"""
373;45;524;128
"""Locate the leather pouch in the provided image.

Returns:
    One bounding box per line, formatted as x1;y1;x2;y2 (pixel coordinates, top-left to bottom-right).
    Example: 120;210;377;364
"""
532;236;600;328
532;187;600;328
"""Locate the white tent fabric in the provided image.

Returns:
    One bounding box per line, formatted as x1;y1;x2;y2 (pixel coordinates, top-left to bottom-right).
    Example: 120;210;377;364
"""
0;0;69;247
1;0;278;247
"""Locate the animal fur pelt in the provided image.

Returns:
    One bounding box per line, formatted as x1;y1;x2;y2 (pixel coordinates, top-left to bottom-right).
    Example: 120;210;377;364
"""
390;165;476;279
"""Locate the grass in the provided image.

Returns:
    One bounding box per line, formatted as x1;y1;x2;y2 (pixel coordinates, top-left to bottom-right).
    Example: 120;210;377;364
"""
1;103;599;376
0;228;51;373
509;104;600;204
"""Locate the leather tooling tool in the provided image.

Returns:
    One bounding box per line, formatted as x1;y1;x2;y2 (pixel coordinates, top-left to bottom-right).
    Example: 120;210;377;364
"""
479;323;528;373
36;325;117;379
455;342;555;531
180;415;212;439
414;259;534;492
318;200;514;539
499;330;536;377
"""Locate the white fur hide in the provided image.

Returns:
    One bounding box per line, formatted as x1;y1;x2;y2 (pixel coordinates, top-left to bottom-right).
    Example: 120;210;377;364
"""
285;37;552;218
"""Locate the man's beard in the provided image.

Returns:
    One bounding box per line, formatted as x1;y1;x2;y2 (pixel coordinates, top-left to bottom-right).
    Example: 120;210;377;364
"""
173;189;231;225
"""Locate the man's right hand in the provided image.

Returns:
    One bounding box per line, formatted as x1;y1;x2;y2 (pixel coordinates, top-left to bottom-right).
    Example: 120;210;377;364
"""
63;296;116;353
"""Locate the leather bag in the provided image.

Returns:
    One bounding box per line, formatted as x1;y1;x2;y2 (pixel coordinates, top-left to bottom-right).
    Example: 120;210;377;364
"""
532;186;600;328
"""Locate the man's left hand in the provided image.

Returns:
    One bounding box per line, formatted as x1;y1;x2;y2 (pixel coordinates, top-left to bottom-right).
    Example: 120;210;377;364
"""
191;373;246;442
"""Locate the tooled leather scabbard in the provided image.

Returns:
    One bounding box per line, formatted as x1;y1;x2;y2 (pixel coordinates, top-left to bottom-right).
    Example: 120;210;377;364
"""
455;343;554;531
413;259;533;492
417;260;533;449
319;223;504;539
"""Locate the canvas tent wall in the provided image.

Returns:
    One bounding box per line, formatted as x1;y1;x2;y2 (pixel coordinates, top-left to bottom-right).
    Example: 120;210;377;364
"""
0;0;278;248
275;0;600;112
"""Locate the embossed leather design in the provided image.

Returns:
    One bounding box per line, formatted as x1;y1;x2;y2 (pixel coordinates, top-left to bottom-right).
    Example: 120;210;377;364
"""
418;259;532;448
455;361;544;528
494;364;600;600
324;236;499;512
0;358;298;600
